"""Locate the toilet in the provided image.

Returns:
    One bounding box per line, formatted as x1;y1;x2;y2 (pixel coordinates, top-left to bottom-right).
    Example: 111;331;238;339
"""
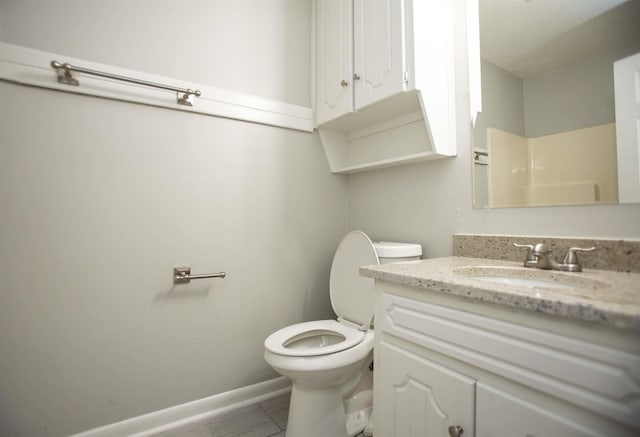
264;231;422;437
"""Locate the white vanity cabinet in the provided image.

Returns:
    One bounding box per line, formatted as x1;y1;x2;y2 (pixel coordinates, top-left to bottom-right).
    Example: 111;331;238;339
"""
313;0;469;173
373;283;640;437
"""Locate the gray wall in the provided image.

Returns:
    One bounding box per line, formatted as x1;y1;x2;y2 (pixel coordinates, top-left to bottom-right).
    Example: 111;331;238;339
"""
0;1;348;436
0;0;311;106
473;60;525;149
523;51;618;137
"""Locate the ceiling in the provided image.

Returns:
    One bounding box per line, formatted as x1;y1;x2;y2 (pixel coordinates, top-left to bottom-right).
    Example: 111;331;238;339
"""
479;0;640;78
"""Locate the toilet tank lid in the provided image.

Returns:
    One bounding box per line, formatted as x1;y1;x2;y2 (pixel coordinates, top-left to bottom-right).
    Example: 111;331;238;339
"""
373;241;422;258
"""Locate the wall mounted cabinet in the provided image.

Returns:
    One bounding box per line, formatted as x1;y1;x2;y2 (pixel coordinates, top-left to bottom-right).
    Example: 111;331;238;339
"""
314;0;470;173
316;0;405;125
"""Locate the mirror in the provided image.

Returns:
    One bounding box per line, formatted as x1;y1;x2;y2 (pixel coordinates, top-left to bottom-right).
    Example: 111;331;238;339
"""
473;0;640;208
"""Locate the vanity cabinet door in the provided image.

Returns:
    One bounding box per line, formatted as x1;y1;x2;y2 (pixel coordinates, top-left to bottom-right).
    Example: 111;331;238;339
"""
375;341;475;437
316;0;354;125
476;382;634;437
352;0;406;110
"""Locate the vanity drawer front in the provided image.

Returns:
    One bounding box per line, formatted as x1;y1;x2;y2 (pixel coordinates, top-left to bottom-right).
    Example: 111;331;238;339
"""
378;291;640;429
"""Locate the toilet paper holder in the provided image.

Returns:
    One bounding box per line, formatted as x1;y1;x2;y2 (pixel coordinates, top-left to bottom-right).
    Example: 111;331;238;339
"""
173;267;226;284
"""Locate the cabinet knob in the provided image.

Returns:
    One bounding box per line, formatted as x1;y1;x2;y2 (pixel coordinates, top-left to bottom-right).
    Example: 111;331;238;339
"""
353;73;361;81
448;425;463;437
340;79;348;87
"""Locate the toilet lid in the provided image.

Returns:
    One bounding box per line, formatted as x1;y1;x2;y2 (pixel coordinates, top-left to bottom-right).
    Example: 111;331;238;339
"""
329;231;379;327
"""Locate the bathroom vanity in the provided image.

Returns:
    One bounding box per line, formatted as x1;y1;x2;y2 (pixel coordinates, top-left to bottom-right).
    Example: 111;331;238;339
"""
360;256;640;437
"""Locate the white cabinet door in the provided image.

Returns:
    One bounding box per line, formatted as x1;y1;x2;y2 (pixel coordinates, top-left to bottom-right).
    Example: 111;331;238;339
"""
375;341;475;437
316;0;354;125
353;0;405;110
476;382;622;437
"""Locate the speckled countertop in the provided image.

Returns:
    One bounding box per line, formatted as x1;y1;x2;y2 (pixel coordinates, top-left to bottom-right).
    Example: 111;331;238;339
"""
360;257;640;332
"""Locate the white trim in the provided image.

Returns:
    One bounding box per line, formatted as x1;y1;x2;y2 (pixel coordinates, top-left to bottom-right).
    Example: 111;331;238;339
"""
467;0;482;125
70;377;291;437
0;42;313;132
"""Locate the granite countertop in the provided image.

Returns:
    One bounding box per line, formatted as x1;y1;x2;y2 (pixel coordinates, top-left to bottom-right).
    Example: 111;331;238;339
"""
360;256;640;332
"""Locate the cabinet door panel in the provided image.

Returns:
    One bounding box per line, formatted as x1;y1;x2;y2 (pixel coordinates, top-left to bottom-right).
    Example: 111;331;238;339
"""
353;0;405;110
476;382;634;437
316;0;353;125
375;341;475;437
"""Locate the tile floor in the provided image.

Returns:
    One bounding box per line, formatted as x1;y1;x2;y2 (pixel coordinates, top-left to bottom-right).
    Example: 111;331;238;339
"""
151;393;291;437
151;392;367;437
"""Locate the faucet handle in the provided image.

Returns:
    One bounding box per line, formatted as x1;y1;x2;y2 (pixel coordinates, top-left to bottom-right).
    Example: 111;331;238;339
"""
513;243;535;261
563;246;596;266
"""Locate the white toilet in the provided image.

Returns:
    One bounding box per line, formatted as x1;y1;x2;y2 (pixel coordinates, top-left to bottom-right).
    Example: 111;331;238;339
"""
264;231;421;437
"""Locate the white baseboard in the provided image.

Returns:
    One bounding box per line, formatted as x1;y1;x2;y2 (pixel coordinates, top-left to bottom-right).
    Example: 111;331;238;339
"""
71;377;291;437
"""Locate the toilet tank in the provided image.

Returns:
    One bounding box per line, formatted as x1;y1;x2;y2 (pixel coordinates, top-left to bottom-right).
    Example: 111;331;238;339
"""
373;241;422;264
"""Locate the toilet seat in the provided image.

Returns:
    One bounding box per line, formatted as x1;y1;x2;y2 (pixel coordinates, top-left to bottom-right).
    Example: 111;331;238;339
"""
264;320;365;357
265;231;379;359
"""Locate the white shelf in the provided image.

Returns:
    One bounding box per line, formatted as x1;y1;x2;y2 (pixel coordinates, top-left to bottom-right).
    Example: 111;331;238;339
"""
318;91;456;174
328;151;444;174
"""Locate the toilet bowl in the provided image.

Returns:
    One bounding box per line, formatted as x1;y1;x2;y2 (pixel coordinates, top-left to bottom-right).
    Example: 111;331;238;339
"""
264;231;421;437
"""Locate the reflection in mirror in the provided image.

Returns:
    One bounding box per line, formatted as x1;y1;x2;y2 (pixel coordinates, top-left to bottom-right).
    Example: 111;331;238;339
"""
473;0;640;208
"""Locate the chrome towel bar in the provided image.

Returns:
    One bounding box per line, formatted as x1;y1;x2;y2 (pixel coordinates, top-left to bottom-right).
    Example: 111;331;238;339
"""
174;267;226;284
50;60;201;106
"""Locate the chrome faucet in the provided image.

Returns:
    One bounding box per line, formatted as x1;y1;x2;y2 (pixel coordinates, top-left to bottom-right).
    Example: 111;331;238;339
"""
514;243;595;272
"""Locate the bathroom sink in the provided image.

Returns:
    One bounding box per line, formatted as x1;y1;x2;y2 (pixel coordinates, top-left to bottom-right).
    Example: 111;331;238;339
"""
464;275;575;289
453;266;609;291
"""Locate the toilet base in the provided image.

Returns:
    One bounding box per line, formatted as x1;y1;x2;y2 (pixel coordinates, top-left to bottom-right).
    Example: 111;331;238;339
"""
285;385;373;437
286;385;349;437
